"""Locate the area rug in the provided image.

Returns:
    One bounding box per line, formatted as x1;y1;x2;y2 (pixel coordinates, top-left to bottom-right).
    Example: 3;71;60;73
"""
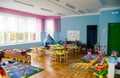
70;54;99;71
1;62;44;78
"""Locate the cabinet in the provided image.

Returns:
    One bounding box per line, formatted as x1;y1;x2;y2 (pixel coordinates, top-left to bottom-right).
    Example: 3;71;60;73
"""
66;41;78;45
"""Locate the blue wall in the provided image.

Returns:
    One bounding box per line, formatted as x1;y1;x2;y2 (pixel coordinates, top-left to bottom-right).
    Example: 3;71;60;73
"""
99;9;120;54
0;42;43;50
60;15;99;43
60;8;120;54
41;32;46;41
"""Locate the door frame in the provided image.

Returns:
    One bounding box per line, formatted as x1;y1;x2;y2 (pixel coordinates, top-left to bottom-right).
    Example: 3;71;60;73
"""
87;25;98;49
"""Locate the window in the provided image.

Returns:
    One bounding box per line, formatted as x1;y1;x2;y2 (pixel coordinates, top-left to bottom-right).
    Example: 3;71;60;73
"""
26;17;37;32
27;32;33;41
0;15;5;31
18;16;26;32
33;33;37;40
0;32;4;44
6;15;17;32
17;32;25;42
0;13;40;45
0;15;5;44
45;19;54;38
7;32;16;43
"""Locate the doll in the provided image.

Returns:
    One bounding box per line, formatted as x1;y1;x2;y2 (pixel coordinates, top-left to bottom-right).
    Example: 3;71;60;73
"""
86;49;92;60
98;48;105;62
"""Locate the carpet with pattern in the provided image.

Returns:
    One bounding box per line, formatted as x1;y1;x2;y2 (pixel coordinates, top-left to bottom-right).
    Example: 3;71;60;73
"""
1;62;44;78
70;54;99;71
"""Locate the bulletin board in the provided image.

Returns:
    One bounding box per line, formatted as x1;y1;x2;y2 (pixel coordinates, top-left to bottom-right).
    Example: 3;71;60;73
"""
67;30;80;41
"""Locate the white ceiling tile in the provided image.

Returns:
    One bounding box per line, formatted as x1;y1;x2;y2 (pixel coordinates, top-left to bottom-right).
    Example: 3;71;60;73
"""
0;0;119;16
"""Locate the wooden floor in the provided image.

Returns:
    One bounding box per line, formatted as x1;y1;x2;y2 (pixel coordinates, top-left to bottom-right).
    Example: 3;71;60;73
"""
2;50;120;78
29;50;120;78
29;51;95;78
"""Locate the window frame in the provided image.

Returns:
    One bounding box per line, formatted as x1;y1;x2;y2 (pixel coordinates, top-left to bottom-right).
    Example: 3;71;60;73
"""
0;12;40;46
45;19;54;38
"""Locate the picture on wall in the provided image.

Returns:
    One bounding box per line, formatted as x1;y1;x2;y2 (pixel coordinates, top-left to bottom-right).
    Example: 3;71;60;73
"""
67;30;80;41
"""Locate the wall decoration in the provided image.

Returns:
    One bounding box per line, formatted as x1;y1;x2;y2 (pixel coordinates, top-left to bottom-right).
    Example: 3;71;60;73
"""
67;30;80;41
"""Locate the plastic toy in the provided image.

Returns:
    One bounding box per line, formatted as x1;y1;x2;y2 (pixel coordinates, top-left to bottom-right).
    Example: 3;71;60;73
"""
108;50;118;64
86;49;92;60
111;50;118;56
13;49;19;54
0;66;7;78
0;51;4;62
93;58;108;78
115;62;120;69
107;50;118;78
98;48;105;62
1;62;6;66
8;58;15;63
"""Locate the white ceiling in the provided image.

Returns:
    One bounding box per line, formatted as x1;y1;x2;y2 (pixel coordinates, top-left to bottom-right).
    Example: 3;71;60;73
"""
0;0;120;16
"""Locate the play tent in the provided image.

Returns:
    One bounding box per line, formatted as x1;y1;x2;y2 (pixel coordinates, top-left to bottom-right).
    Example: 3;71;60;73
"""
44;34;55;48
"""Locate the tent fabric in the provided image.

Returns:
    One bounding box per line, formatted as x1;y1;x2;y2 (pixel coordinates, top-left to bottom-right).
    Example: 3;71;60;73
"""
44;34;55;48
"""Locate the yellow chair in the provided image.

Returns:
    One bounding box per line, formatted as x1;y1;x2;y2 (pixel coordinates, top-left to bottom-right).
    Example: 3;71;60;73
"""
50;52;58;62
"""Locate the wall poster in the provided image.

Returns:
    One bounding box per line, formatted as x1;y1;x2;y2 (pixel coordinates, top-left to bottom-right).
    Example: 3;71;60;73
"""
67;30;80;41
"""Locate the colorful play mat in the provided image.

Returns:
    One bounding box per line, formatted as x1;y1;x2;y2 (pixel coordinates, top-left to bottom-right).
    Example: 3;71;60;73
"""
1;62;44;78
70;54;99;71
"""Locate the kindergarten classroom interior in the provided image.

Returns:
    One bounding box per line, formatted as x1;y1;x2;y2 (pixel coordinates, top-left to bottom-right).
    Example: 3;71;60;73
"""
0;0;120;78
1;49;120;78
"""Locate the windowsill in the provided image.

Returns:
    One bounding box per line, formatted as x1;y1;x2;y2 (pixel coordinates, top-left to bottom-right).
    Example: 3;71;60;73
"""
0;41;41;46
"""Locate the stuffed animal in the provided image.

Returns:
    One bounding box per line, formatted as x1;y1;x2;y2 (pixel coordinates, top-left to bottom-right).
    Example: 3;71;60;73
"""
111;50;118;57
98;48;105;62
108;50;118;64
86;49;92;60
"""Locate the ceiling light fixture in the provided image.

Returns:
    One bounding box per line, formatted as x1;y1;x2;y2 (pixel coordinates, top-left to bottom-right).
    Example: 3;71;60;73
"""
78;10;85;14
57;13;65;16
14;0;34;7
41;8;53;12
56;0;60;2
86;9;92;13
64;3;75;9
46;0;79;14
